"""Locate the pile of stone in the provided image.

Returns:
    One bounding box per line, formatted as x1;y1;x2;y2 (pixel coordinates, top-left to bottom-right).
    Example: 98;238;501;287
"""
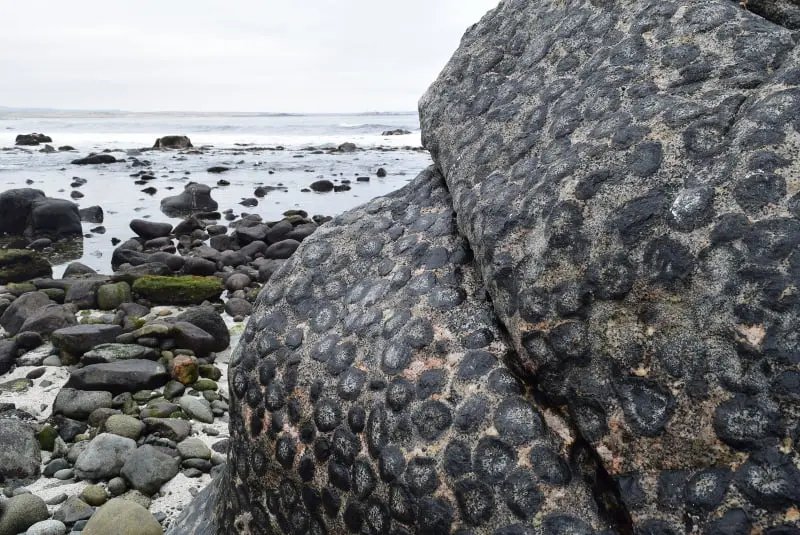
0;267;243;533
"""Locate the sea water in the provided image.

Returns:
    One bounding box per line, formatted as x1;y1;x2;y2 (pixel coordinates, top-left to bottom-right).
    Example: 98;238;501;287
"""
0;111;432;274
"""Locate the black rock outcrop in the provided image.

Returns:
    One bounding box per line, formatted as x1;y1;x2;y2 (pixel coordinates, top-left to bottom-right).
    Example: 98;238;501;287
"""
170;1;800;534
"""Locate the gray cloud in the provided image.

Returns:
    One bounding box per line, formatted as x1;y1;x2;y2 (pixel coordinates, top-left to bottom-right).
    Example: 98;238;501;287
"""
1;0;499;112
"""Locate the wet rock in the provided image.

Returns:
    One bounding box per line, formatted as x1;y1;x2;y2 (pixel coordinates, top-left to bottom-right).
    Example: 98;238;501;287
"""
15;133;52;146
82;343;159;364
78;206;104;224
160;183;218;217
153;135;192;149
176;306;230;353
130;219;173;240
71;154;117;165
310;180;334;192
0;250;52;284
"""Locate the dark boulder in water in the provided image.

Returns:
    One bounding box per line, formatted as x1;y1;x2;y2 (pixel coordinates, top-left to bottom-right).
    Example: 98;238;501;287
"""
381;129;411;136
71;154;117;165
0;188;81;239
153;135;193;149
309;180;334;192
78;206;104;224
160;183;219;217
15;133;51;146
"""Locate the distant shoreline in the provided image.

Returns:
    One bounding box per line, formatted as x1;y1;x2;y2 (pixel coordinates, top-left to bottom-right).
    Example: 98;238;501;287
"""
0;108;418;119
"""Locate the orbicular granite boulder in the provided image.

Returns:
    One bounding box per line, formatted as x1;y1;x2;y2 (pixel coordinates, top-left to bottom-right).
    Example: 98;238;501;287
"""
171;1;800;534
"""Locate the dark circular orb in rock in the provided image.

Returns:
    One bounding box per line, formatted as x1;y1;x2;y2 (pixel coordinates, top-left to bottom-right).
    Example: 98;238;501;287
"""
413;400;453;441
454;396;489;433
684;468;732;511
454;478;495;526
474;437;517;484
378;445;406;483
404;456;439;497
314;398;343;432
493;396;544;445
386;377;415;412
529;446;571;486
503;469;543;520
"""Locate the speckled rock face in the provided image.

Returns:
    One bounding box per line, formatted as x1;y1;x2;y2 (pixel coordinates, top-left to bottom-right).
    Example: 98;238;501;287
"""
170;1;800;534
207;168;609;534
419;0;800;532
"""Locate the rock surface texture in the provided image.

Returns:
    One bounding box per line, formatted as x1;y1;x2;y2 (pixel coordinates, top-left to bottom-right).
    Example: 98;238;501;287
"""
170;1;800;534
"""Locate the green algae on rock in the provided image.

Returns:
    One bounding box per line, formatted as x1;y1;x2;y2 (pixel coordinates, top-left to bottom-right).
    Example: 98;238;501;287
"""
132;276;223;306
0;249;52;284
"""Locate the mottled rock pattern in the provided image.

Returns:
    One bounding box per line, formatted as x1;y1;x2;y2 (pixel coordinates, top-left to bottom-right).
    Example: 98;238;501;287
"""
195;169;606;533
418;0;800;532
171;0;800;534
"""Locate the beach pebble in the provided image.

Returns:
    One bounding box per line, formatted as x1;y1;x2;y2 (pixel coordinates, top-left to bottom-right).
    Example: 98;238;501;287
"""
0;418;41;483
102;414;145;440
45;493;68;506
26;519;67;535
53;389;113;420
53;469;74;480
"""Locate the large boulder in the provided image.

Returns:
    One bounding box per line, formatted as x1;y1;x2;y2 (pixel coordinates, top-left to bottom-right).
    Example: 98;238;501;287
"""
28;198;82;238
120;445;180;495
171;2;800;535
130;219;173;240
153;135;192;150
160;183;218;217
0;291;51;335
15;133;52;146
0;493;49;535
0;249;51;284
0;418;40;482
0;188;45;235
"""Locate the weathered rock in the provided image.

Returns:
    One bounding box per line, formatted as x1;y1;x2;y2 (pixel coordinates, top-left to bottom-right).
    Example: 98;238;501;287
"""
263;239;300;259
25;519;68;535
175;306;230;352
171;321;215;357
66;360;168;395
0;340;16;375
80;485;108;507
130;219;173;240
143;418;192;442
96;282;131;310
0;419;40;482
0;493;48;535
169;354;199;385
62;262;97;278
73;433;136;480
28;198;82;238
52;496;94;524
0;291;50;335
71;154;117;165
15;133;52;146
160;183;218;217
0;188;45;234
176;438;212;460
120;445;181;495
51;324;123;356
78;206;104;224
82;344;159;364
53;388;113;420
82;498;163;535
177;395;213;423
171;1;800;534
102;414;145;440
153;135;192;150
0;250;52;284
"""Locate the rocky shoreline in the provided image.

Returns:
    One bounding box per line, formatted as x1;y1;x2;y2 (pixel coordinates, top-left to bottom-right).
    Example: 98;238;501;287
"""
0;139;392;533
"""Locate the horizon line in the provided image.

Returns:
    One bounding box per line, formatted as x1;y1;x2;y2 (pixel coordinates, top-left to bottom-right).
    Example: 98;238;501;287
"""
0;106;419;117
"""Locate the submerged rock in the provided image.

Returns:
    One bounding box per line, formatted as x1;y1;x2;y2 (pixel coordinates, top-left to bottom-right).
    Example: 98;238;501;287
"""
0;249;52;284
71;154;118;165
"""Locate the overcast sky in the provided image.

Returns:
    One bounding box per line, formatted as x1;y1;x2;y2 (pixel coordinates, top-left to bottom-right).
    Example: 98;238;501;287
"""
1;1;499;113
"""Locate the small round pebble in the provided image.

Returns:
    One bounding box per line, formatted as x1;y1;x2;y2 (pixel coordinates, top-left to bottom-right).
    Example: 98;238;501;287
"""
25;519;67;535
80;484;108;507
107;477;127;497
53;469;74;480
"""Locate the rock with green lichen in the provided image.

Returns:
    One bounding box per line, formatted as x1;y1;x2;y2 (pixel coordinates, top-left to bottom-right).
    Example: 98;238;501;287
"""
96;282;131;311
131;276;223;306
0;249;51;284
